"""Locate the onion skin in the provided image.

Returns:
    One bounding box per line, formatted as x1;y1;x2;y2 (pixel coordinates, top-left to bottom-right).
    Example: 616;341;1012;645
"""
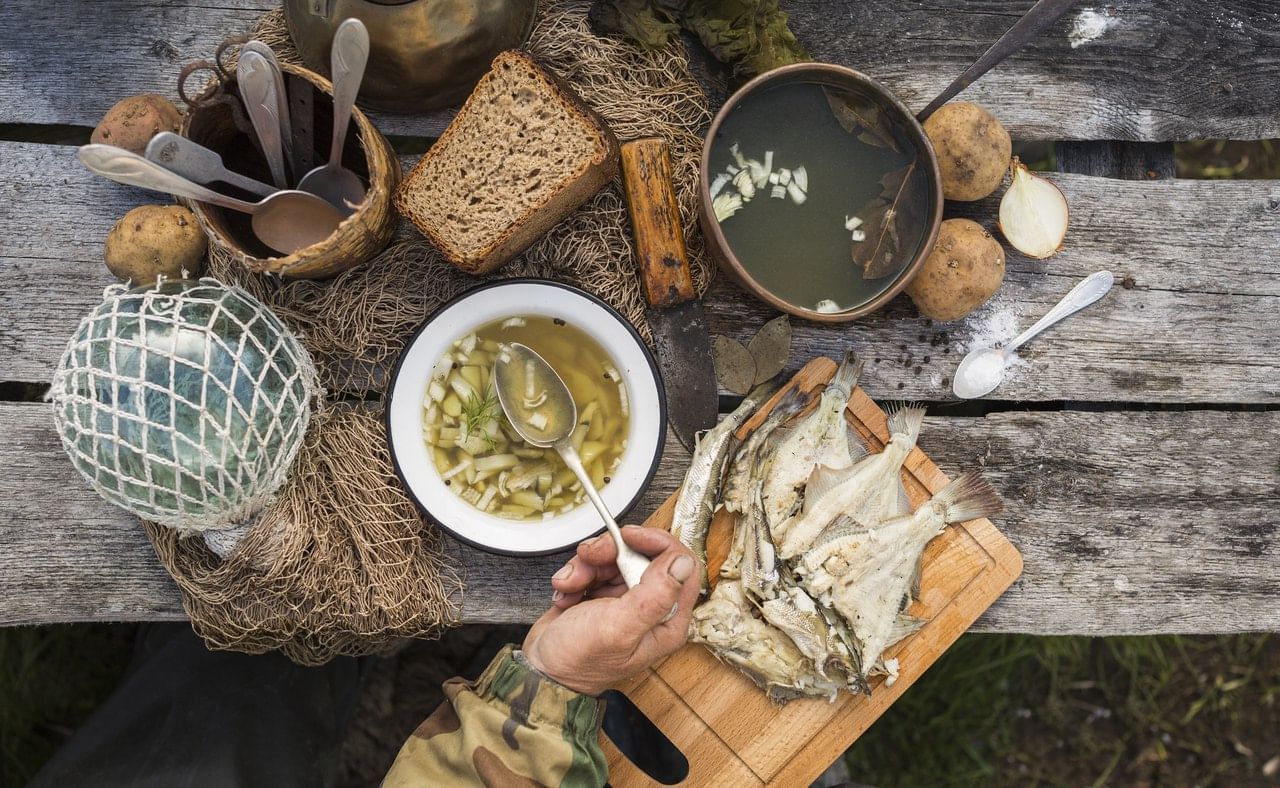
998;158;1070;259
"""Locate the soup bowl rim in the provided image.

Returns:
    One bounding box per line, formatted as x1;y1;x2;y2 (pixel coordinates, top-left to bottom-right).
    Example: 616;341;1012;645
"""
385;279;667;556
699;61;944;322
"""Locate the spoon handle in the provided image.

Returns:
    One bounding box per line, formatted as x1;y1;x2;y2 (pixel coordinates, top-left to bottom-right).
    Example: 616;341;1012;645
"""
556;441;652;588
240;41;294;171
77;144;259;215
238;51;290;189
145;132;276;199
1007;270;1114;352
328;19;369;169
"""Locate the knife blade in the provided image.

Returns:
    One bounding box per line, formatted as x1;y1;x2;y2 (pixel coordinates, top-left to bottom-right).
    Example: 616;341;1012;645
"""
621;138;719;453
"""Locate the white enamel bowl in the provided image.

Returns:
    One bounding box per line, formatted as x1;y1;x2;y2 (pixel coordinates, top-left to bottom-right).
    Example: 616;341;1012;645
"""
386;280;667;555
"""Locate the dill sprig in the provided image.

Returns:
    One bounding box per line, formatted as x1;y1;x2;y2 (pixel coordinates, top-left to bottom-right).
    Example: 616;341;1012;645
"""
461;390;501;451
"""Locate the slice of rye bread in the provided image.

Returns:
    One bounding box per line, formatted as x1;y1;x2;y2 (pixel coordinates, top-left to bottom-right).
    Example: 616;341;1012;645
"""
394;51;620;275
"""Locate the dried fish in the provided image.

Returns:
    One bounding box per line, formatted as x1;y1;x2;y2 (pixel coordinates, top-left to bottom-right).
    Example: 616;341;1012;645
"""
762;351;866;537
746;315;792;386
671;383;780;592
777;402;925;559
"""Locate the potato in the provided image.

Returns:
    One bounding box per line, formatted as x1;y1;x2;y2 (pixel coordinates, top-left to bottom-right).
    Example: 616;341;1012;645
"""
905;219;1005;322
91;94;182;155
104;205;207;285
923;102;1011;202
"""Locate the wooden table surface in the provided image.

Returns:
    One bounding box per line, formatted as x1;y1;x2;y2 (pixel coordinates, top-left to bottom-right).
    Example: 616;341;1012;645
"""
1;0;1277;633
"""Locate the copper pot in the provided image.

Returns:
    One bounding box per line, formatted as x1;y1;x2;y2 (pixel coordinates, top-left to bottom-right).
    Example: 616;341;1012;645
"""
284;0;537;114
699;63;944;323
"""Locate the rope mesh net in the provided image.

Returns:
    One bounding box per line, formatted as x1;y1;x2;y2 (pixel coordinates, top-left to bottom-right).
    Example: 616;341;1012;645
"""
126;0;712;663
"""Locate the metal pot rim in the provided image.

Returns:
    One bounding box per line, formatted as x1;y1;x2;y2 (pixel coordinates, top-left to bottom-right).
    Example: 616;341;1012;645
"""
699;62;944;323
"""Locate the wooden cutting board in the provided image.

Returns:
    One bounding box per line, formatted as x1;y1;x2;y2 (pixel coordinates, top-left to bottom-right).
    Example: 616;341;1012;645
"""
600;357;1023;787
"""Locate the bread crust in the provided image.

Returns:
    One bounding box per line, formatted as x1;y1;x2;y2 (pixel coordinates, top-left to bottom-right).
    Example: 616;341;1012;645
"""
394;50;620;275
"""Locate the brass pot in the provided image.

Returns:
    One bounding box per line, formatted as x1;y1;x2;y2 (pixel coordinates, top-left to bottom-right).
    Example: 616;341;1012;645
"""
699;63;944;323
283;0;537;114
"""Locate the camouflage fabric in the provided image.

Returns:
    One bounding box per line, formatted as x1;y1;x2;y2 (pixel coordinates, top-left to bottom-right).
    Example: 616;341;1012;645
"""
383;645;608;787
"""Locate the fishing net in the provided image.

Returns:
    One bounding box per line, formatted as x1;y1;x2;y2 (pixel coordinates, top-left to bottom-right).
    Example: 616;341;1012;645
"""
143;0;713;663
50;279;316;534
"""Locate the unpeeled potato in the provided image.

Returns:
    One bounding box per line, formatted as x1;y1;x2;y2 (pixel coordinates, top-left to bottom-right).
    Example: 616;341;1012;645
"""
905;219;1005;322
104;205;207;286
923;102;1011;202
91;94;182;155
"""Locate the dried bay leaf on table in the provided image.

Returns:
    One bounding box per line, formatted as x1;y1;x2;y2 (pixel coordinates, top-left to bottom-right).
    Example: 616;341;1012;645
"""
853;158;918;279
746;315;791;385
712;335;756;395
824;87;898;152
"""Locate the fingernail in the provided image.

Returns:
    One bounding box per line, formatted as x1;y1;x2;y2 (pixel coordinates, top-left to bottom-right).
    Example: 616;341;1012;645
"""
553;562;573;580
669;555;695;583
552;590;564;602
622;524;643;531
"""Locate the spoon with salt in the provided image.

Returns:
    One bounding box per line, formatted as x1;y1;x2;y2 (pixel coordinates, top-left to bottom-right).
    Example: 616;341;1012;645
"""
494;342;654;589
953;270;1114;399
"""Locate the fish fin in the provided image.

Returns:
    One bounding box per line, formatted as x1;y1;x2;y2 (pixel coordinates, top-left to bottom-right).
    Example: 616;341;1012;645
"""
845;424;870;464
909;551;924;599
897;478;912;515
934;471;1004;523
804;514;867;554
886;402;926;444
830;350;865;396
803;464;852;511
888;613;925;646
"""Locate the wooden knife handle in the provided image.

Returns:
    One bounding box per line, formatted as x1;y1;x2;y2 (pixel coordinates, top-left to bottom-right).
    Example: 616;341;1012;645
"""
621;138;695;309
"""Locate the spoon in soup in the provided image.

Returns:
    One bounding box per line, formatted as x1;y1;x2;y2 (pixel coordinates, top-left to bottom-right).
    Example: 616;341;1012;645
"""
494;342;654;589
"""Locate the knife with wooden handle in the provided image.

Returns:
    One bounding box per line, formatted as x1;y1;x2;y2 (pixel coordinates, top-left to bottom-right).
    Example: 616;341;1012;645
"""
621;137;719;453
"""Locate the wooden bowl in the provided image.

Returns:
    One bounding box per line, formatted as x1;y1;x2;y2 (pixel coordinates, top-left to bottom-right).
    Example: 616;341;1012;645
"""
180;60;399;279
698;62;944;323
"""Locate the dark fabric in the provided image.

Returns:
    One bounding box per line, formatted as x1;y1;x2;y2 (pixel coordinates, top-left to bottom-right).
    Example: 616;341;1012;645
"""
28;623;361;788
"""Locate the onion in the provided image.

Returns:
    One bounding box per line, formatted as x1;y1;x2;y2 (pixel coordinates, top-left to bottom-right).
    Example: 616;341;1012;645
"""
998;158;1069;259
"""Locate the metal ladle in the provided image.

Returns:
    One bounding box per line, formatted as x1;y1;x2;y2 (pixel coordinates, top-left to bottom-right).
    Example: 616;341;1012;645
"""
297;18;369;215
238;50;291;189
953;271;1114;399
493;343;653;589
78;144;347;256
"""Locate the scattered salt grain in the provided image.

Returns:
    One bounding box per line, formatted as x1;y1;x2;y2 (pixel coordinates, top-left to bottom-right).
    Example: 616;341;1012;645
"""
1068;8;1117;48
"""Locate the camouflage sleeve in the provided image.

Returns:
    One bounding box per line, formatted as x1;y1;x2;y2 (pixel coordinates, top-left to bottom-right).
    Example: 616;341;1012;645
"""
382;644;608;788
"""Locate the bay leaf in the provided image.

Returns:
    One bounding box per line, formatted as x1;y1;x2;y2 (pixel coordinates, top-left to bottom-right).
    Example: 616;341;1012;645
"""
746;315;791;385
824;86;898;151
712;335;756;395
852;158;918;279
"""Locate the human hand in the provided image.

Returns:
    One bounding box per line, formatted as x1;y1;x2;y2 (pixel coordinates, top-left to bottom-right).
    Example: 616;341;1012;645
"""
521;525;700;696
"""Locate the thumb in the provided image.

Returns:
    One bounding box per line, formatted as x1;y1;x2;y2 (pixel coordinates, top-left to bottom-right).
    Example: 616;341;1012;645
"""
615;552;695;636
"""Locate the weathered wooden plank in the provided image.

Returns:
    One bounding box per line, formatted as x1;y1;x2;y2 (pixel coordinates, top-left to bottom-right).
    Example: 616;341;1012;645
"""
1056;140;1177;180
2;1;1279;141
4;142;1279;403
788;0;1280;141
3;401;1278;633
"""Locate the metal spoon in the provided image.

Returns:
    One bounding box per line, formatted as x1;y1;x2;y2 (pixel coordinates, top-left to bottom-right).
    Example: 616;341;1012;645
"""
953;270;1114;399
145;132;275;199
78;144;346;256
238;50;290;189
493;342;653;588
240;41;294;173
297;18;369;214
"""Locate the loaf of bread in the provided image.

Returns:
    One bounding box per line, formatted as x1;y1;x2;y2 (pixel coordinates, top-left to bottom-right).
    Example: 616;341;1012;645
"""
395;51;620;275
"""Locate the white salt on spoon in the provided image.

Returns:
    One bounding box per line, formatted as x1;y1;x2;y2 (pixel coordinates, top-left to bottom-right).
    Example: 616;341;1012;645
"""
953;271;1114;399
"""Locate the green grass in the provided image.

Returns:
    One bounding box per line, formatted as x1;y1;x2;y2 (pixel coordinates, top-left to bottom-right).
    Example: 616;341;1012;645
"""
0;625;136;786
844;633;1280;787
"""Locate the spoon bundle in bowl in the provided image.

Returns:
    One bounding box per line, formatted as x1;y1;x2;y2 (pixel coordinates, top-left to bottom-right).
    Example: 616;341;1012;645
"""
76;20;371;255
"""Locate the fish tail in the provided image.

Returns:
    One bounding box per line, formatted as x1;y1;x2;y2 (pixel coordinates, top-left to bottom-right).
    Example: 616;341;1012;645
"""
934;471;1003;523
886;402;926;444
829;350;865;396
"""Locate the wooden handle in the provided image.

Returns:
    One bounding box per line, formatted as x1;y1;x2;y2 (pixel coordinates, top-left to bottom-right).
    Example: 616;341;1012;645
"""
621;138;695;309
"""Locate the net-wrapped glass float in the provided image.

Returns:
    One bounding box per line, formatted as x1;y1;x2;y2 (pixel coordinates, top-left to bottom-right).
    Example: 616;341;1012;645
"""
50;278;318;533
